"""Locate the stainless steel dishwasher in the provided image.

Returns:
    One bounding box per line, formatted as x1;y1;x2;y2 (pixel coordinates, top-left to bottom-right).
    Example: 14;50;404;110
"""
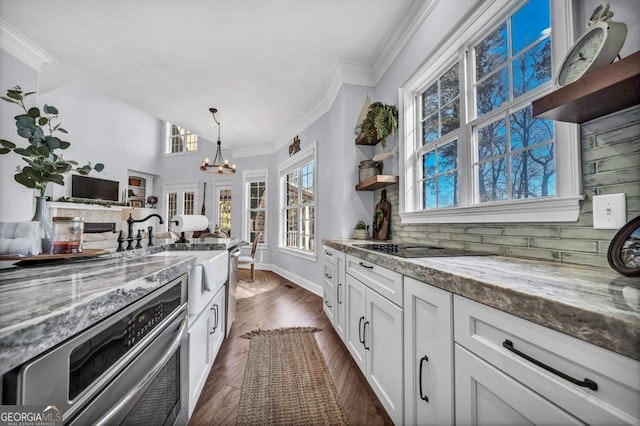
226;246;241;337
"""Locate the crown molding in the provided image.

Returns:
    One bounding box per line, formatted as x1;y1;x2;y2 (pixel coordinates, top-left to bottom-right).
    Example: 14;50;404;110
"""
0;19;55;71
370;0;439;83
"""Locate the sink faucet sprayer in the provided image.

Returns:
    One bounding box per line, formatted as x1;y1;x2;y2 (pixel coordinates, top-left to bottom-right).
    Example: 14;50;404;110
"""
117;214;164;252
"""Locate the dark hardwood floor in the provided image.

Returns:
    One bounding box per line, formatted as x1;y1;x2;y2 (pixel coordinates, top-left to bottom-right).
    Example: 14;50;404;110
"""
188;270;393;425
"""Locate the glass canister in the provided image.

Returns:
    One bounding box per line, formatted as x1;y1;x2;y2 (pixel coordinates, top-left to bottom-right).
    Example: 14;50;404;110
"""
51;217;85;254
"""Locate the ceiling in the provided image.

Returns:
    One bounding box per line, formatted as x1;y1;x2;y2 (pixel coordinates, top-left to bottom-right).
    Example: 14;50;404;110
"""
0;0;421;156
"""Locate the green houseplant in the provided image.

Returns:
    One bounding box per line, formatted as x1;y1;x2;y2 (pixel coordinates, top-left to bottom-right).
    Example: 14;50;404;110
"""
0;86;104;196
355;102;399;148
1;86;104;251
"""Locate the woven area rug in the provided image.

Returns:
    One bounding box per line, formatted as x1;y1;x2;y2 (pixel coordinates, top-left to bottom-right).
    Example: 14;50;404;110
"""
236;327;349;425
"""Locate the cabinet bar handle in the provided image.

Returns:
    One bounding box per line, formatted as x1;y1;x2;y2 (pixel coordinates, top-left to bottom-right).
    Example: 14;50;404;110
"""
325;250;333;256
363;321;370;350
324;299;332;308
210;304;219;334
337;283;342;304
358;316;365;344
325;273;332;279
502;339;598;391
358;261;373;269
419;355;429;402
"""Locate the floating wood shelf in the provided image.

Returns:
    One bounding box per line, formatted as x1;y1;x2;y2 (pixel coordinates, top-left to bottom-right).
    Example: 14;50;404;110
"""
355;175;399;191
532;51;640;124
355;132;381;146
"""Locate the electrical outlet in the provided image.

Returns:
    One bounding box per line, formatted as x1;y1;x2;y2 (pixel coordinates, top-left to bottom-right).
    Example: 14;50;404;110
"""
593;193;626;229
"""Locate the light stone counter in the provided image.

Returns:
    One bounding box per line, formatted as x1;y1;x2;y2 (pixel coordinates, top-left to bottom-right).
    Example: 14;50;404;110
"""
0;251;196;375
323;239;640;361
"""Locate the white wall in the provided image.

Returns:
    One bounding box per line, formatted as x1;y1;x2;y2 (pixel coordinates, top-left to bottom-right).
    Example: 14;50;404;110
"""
0;49;40;221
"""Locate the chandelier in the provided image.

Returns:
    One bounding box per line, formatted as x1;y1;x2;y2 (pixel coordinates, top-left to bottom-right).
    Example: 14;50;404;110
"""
200;107;236;174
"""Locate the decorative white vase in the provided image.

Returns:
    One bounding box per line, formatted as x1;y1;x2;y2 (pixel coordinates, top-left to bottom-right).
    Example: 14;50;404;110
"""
32;196;53;253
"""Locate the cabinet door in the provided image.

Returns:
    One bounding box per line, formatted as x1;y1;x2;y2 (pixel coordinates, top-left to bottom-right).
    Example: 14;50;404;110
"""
188;308;212;416
366;287;403;425
334;254;347;342
404;277;453;426
455;345;581;425
209;287;226;363
345;274;367;373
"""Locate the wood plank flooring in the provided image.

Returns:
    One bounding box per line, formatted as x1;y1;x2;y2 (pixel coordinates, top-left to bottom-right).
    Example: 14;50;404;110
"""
188;270;393;425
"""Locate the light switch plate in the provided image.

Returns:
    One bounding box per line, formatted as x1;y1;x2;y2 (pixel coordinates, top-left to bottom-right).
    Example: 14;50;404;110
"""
593;193;626;229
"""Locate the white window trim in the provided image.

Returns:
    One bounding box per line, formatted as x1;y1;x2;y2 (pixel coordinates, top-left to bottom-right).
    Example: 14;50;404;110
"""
164;122;199;155
277;141;317;262
399;0;582;224
242;169;269;248
212;178;232;233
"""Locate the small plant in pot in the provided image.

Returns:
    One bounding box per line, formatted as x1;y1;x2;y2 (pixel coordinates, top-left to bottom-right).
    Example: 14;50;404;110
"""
353;220;370;240
355;102;398;148
0;86;104;251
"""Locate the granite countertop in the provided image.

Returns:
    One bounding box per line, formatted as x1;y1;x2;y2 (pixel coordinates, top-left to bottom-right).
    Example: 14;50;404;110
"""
323;239;640;361
0;250;197;375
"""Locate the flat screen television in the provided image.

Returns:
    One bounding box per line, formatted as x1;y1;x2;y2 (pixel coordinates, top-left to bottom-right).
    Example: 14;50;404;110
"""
71;174;119;202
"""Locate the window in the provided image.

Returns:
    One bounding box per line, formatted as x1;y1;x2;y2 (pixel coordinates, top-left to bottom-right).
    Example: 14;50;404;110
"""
400;0;581;223
165;123;198;154
279;142;316;258
242;170;268;244
218;188;232;235
161;183;199;231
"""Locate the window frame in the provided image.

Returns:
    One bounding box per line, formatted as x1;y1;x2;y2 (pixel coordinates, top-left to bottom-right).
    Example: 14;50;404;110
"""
399;0;582;224
164;122;199;155
160;182;200;232
212;178;232;236
278;142;317;261
242;169;268;247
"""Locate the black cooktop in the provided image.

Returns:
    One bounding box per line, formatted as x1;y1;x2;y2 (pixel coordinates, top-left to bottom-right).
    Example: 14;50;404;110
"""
354;243;483;258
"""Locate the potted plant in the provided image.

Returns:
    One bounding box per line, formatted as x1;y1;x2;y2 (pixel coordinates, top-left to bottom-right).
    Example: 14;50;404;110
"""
355;102;399;148
353;220;370;240
0;86;104;250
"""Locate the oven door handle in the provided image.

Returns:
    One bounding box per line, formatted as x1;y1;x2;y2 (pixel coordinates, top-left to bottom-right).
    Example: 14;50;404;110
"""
95;318;188;426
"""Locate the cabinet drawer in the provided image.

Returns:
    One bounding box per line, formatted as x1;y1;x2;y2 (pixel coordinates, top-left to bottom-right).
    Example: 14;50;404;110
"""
323;246;339;265
346;254;403;306
454;295;640;425
323;282;335;324
323;262;335;291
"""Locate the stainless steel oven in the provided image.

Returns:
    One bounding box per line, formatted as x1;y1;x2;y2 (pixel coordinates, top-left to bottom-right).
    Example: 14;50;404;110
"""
4;274;188;425
226;246;240;337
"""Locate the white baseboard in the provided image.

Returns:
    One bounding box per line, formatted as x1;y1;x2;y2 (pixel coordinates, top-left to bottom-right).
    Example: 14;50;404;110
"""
239;263;322;296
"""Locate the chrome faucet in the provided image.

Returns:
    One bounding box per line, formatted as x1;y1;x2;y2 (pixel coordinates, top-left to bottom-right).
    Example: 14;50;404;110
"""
117;214;164;251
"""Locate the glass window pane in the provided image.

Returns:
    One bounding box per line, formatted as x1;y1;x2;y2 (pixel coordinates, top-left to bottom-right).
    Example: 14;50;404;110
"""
441;99;459;136
423;114;439;144
478;118;507;161
475;22;507;80
477;67;509;116
510;106;553;151
511;143;555;199
513;38;551;97
422;83;438;117
440;63;459;106
423;150;436;178
423;178;437;209
511;0;550;56
437;174;458;207
438;140;457;173
478;159;508;202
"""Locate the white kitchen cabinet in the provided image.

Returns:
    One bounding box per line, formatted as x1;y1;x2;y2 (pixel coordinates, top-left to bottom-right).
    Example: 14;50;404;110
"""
404;277;453;426
454;295;640;425
346;273;403;425
322;246;346;341
455;344;582;425
187;285;225;417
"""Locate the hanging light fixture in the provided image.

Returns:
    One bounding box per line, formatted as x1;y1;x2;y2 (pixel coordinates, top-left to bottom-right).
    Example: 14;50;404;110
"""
200;107;236;174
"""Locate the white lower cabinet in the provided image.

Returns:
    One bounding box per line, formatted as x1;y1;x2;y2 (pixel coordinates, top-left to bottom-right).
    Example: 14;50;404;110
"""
187;286;225;417
404;277;453;426
322;246;346;341
454;295;640;425
346;273;403;425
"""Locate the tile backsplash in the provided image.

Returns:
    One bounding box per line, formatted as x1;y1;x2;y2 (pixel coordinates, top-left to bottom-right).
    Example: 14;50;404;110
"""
377;106;640;268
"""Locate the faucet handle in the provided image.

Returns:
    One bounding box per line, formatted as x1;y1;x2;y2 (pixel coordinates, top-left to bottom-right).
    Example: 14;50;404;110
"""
135;229;143;249
147;226;154;247
116;230;125;252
